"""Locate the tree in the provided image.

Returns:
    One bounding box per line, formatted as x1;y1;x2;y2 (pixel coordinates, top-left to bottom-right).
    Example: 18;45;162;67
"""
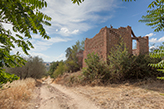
0;0;51;83
53;61;66;78
65;40;84;72
6;56;46;79
48;61;60;77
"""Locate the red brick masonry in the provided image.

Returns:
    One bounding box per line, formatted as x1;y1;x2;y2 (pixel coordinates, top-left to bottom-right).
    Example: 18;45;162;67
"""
77;26;149;68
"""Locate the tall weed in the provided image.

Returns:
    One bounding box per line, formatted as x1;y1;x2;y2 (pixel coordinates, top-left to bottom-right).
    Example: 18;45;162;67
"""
83;53;110;84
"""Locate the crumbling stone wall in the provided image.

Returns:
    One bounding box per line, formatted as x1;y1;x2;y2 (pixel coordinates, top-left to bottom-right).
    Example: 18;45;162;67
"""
81;26;149;68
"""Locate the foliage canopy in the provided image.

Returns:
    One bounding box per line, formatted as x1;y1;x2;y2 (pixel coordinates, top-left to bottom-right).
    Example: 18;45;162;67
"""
149;43;164;79
65;40;84;72
123;0;164;32
0;0;51;84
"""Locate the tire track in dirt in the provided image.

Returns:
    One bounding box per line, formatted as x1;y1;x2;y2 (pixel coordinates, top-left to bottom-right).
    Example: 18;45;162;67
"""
39;84;76;109
51;84;100;109
36;81;100;109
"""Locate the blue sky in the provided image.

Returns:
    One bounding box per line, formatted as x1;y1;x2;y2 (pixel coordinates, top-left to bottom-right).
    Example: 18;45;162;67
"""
8;0;164;62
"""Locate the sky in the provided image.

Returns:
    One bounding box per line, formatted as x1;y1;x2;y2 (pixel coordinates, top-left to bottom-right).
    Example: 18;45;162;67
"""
8;0;164;62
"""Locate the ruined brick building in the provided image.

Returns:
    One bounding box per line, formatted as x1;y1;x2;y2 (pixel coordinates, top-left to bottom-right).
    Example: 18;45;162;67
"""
77;26;149;68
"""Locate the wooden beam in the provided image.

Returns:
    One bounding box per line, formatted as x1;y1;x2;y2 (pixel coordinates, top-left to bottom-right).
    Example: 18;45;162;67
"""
131;30;136;37
132;37;138;40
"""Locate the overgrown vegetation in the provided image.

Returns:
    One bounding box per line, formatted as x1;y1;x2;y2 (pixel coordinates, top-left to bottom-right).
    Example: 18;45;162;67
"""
108;41;161;82
5;56;46;79
82;40;162;84
65;40;84;72
82;53;110;84
52;61;66;78
48;61;61;77
49;40;84;79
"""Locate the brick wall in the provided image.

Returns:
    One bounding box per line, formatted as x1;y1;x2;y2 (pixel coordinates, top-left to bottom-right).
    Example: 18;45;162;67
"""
137;36;149;55
81;26;149;68
83;27;107;67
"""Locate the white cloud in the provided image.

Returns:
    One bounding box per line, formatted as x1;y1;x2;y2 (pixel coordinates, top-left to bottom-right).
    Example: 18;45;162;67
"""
53;53;66;62
145;33;156;37
149;36;164;43
11;36;71;55
2;0;119;62
149;45;156;50
30;52;49;59
72;29;79;34
30;37;71;52
42;0;118;36
158;37;164;42
32;34;42;39
29;53;66;62
58;27;79;36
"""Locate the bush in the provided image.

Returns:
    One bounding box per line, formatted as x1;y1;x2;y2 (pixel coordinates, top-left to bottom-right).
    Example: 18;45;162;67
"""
82;52;110;84
108;40;161;82
122;55;161;80
65;40;84;72
108;40;131;82
65;60;80;73
53;62;66;78
48;61;60;77
5;56;46;79
82;40;162;84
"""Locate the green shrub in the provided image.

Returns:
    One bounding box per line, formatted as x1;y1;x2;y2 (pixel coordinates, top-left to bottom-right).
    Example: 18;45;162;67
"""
65;60;80;73
82;39;161;84
83;52;110;83
48;61;61;77
53;62;66;78
123;55;161;80
108;40;161;82
108;40;131;82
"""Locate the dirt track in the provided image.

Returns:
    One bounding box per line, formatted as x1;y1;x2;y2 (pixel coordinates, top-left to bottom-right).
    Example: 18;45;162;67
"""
32;77;164;109
33;77;100;109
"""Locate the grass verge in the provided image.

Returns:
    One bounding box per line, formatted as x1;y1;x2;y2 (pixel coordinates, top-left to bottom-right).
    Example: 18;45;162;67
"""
0;78;36;109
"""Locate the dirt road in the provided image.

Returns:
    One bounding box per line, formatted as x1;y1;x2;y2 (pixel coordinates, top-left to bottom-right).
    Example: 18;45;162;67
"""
33;78;100;109
31;77;164;109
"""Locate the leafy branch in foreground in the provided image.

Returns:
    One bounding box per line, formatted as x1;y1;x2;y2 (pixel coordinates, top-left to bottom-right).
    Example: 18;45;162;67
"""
0;0;51;84
123;0;164;32
71;0;84;5
139;1;164;32
149;44;164;80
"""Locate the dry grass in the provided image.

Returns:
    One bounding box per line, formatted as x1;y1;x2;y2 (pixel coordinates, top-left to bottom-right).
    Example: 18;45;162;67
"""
0;78;36;109
72;80;164;109
54;71;84;86
55;71;164;108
